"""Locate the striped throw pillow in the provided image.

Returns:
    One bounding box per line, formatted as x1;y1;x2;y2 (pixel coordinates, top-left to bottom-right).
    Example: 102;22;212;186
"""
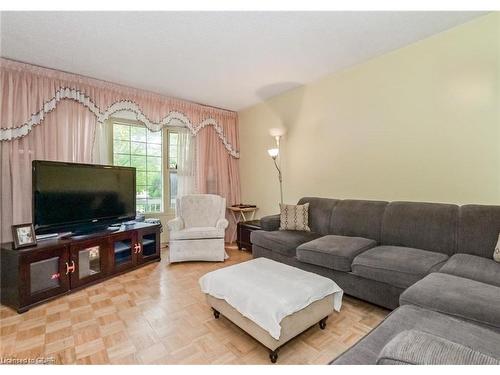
279;203;311;231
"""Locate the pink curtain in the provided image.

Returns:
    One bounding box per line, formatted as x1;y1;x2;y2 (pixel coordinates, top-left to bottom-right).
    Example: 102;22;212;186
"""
0;58;241;243
196;118;241;241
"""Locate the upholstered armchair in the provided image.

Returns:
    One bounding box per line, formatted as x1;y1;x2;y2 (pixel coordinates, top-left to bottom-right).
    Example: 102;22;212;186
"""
167;194;229;263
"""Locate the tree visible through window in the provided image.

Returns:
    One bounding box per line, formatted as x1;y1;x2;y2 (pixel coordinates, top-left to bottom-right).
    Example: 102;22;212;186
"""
113;122;163;213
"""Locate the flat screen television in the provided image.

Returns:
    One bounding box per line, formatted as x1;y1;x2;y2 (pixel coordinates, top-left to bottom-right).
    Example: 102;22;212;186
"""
33;160;136;235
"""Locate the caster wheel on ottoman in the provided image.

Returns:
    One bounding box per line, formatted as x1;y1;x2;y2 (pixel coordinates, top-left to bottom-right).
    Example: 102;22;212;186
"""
212;308;220;319
269;350;278;363
319;317;328;330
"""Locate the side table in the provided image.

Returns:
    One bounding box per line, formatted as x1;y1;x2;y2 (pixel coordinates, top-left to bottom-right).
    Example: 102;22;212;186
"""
237;220;262;251
227;206;258;244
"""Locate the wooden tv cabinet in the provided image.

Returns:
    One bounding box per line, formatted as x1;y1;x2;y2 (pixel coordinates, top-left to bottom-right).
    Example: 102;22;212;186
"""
0;222;161;313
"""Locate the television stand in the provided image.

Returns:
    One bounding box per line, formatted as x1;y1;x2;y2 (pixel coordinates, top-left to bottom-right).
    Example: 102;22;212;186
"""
1;222;161;313
63;226;120;240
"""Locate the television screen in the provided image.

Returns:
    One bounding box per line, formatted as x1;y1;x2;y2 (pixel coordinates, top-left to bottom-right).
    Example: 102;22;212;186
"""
33;160;136;234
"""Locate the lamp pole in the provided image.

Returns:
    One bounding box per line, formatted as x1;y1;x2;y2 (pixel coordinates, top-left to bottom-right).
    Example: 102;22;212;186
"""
271;155;283;205
268;135;283;205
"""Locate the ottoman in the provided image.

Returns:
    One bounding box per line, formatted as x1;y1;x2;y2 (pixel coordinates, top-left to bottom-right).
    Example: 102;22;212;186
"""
199;257;343;363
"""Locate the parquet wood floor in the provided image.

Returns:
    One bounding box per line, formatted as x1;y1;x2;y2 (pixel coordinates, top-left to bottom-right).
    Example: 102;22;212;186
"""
0;245;389;364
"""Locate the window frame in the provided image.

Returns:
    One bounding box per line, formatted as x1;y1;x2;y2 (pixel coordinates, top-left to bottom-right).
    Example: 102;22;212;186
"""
109;117;178;216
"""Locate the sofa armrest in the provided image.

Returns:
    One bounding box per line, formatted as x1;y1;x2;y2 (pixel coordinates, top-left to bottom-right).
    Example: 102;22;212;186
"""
167;217;184;231
260;214;281;231
377;330;500;365
216;218;229;230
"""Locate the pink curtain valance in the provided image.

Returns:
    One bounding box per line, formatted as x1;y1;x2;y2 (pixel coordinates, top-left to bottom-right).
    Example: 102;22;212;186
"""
0;58;241;244
0;58;240;158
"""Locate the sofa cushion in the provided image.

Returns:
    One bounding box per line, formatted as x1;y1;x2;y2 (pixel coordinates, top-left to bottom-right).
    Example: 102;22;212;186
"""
400;273;500;329
297;197;340;235
439;253;500;287
331;305;500;365
458;205;500;258
381;201;459;255
169;226;225;240
351;246;448;288
296;235;376;272
329;200;388;242
377;330;500;365
250;230;321;257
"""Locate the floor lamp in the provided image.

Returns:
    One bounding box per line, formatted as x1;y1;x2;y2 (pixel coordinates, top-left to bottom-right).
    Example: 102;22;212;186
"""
268;136;283;205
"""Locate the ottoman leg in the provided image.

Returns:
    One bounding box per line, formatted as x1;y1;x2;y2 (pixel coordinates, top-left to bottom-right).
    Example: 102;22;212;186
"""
212;308;220;319
269;349;279;363
319;316;328;330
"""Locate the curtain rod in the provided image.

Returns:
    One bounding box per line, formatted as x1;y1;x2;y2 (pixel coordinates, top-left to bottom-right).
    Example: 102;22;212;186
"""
1;57;236;115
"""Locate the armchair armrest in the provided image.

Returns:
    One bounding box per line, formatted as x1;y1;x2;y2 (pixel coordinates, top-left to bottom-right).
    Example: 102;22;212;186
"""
167;217;184;231
260;214;281;231
216;218;229;230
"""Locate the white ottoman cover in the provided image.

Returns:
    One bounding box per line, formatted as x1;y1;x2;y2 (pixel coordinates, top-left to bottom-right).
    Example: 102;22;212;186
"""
199;257;343;340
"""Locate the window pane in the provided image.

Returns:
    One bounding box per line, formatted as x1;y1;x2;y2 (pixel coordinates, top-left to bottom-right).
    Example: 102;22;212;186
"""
113;139;130;154
169;132;178;146
169;171;177;208
113;153;130;166
147;156;161;171
136;171;147;186
147;130;162;144
131;126;147;142
136;188;147;199
112;121;163;214
113;124;130;140
131;155;147;171
130;141;146;156
147;143;162;157
147;171;161;186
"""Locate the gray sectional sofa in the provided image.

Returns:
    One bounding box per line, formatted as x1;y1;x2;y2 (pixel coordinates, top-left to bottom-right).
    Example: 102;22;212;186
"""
250;197;500;365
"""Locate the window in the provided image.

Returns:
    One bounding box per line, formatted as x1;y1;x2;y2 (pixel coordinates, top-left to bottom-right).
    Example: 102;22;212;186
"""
168;132;178;208
111;118;180;214
113;121;163;213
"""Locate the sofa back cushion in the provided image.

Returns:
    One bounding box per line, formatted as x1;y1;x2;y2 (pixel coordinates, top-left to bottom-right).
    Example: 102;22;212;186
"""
381;202;458;255
458;205;500;258
330;200;388;242
297;197;339;235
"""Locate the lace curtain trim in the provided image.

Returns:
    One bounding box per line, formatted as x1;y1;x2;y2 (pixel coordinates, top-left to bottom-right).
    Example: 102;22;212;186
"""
0;87;240;158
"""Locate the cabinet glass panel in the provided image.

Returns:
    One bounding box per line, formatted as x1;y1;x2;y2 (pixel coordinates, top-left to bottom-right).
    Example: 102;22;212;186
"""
114;239;133;266
142;234;157;257
78;246;101;279
30;256;61;294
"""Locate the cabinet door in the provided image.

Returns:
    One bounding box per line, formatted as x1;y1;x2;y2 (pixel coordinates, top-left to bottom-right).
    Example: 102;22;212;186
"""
109;231;138;274
137;227;161;263
69;239;108;288
20;246;70;307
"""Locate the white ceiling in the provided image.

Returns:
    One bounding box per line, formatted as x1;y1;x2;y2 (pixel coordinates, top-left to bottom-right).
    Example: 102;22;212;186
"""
0;11;488;111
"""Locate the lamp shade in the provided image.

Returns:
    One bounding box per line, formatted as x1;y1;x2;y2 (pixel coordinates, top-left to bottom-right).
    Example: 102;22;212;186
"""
267;148;279;158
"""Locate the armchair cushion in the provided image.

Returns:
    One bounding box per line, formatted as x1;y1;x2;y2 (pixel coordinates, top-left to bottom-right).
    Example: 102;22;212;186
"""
170;227;225;241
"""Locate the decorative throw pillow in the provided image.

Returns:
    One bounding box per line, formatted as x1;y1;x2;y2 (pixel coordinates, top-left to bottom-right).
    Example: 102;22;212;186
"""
279;203;311;231
494;234;500;263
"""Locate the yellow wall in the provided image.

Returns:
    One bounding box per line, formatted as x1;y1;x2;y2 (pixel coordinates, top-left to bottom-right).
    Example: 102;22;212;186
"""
238;13;500;217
